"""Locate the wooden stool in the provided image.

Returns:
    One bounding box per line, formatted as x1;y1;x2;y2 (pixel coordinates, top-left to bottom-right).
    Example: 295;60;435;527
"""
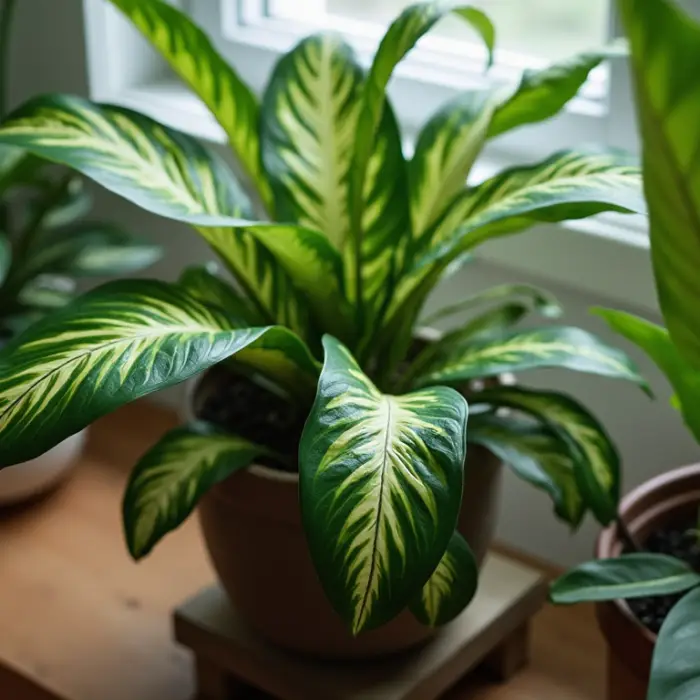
174;553;546;700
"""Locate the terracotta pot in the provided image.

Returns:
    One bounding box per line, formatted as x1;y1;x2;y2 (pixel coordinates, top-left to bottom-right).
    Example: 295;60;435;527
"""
189;370;504;659
0;431;86;507
595;463;700;700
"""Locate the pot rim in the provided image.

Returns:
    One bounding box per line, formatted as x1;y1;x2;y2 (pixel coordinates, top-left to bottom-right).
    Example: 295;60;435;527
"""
596;462;700;645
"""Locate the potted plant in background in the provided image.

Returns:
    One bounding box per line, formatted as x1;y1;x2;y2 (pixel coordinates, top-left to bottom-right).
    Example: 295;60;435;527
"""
550;0;700;698
0;0;648;657
0;0;161;505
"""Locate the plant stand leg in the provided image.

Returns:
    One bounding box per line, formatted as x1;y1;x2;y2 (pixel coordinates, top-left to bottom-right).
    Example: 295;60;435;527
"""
481;622;530;681
195;657;247;700
607;650;647;700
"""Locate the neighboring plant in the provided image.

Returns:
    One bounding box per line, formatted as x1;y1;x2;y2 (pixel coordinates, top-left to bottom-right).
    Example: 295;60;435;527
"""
550;1;700;698
0;0;648;635
0;0;161;341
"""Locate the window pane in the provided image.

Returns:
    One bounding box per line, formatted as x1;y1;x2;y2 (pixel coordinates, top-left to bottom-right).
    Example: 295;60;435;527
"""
271;0;611;63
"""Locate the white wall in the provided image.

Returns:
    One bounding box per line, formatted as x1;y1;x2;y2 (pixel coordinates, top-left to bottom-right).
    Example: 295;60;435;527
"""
11;0;700;567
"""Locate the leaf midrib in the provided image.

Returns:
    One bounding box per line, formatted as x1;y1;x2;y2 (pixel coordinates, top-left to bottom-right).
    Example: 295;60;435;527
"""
562;572;699;599
0;321;224;422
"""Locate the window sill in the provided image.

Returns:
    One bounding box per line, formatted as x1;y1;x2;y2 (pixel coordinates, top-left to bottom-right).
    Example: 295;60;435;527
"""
114;80;656;315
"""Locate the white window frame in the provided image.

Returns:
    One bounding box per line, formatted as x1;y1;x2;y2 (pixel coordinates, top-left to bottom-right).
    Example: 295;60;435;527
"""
82;0;657;314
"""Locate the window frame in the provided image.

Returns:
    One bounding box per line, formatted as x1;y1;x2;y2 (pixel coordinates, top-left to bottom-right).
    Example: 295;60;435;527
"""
82;0;657;315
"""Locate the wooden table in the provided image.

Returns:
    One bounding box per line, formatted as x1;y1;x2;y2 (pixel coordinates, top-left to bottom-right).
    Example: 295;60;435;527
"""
0;402;605;700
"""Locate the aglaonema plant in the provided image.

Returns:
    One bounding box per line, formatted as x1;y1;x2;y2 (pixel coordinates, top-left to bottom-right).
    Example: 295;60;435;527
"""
0;0;649;635
550;1;700;698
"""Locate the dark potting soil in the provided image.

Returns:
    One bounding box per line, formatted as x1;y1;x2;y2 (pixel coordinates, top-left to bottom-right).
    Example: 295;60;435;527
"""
197;373;307;472
626;519;700;634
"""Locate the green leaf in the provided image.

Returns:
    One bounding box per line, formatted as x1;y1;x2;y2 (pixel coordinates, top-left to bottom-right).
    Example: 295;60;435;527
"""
41;175;93;230
489;46;626;139
17;275;75;310
17;223;162;278
0;234;9;285
410;532;479;627
423;284;562;327
412;326;649;391
261;34;363;250
648;587;700;700
593;309;700;443
123;422;276;560
410;90;495;241
550;554;700;604
479;387;620;526
350;2;494;316
0;94;251;227
420;149;645;265
108;0;273;211
0;279;320;467
469;412;584;527
178;265;262;325
299;335;468;634
618;0;700;371
0;145;45;193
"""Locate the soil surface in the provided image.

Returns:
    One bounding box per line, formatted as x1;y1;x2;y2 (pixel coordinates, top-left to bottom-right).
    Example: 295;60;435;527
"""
197;372;307;472
627;518;700;634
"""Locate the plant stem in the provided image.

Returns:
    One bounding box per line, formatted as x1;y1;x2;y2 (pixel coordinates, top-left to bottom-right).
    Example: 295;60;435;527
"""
616;514;642;553
0;0;18;120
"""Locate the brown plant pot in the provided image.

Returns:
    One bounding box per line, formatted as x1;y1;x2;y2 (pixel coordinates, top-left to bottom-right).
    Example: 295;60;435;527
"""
595;463;700;700
189;369;504;659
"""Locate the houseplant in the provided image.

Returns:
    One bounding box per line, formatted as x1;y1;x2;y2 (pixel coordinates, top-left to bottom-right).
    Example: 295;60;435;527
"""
0;0;649;653
550;0;700;698
0;0;161;504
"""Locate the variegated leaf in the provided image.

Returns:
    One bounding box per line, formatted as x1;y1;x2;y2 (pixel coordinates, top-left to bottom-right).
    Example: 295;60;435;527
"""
350;2;494;322
478;387;620;525
124;422;277;559
261;34;363;250
412;326;649;391
109;0;273;211
619;0;700;373
550;554;700;605
179;264;262;325
0;279;320;467
410;532;478;627
0;94;251;226
648;587;700;700
423;283;562;327
469;412;584;527
300;335;468;634
410;90;495;241
489;46;626;139
594;308;700;443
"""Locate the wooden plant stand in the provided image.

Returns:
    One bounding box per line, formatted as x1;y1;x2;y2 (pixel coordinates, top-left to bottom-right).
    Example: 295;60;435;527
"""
174;553;547;700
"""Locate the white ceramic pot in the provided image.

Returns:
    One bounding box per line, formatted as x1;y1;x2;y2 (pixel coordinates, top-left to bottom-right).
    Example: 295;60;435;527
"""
0;431;86;506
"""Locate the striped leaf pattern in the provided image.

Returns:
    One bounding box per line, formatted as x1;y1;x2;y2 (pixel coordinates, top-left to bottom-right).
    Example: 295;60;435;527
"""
412;326;649;390
423;283;562;326
479;387;620;525
300;336;467;634
0;280;320;467
261;35;363;250
124;423;275;559
469;412;584;526
648;587;700;700
109;0;273;210
0;95;251;226
550;554;700;605
178;265;263;325
410;532;479;627
489;47;625;139
410;90;495;241
619;0;700;371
